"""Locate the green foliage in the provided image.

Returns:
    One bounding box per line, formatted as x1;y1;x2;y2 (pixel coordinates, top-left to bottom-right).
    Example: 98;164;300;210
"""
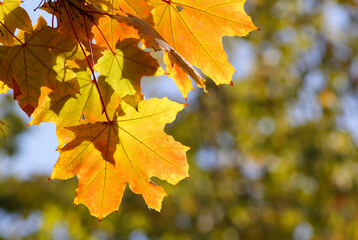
0;95;27;156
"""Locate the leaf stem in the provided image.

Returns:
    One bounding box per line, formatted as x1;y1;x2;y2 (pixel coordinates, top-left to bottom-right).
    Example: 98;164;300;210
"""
60;0;111;122
0;20;24;45
89;18;114;53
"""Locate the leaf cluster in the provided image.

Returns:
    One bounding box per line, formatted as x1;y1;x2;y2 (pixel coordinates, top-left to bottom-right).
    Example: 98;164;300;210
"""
0;0;256;219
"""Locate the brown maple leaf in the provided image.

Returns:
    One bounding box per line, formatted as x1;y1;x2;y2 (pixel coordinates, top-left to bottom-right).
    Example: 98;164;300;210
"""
0;0;32;46
0;17;82;116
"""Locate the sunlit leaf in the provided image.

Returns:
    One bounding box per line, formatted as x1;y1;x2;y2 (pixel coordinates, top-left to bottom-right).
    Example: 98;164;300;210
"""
51;98;189;219
0;17;82;116
94;38;162;108
149;0;257;85
0;0;32;46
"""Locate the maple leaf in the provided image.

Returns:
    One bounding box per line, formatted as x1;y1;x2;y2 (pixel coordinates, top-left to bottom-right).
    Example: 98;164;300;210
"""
0;81;9;94
92;15;139;50
94;38;163;108
31;37;161;142
0;17;82;116
118;0;154;25
86;0;114;11
91;0;153;51
30;67;118;146
51;98;189;219
0;0;256;220
40;0;99;51
0;0;32;46
112;14;206;99
148;0;257;86
0;44;9;93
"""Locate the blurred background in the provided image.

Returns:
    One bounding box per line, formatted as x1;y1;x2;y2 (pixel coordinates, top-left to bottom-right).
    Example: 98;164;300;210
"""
1;0;358;239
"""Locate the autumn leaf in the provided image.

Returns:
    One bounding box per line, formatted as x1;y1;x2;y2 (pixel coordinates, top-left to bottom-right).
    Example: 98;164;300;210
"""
0;81;9;94
51;98;189;219
0;0;32;46
92;0;154;50
0;44;9;93
92;15;139;50
149;0;257;86
118;0;154;25
86;0;114;11
0;0;256;219
112;14;206;98
0;17;83;116
30;66;118;146
31;38;162;142
94;38;163;108
40;1;99;51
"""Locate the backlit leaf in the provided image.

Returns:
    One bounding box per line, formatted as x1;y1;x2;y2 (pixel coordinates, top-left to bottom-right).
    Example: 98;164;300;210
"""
112;14;206;98
94;38;162;108
51;98;189;219
149;0;257;85
0;0;32;46
0;17;82;116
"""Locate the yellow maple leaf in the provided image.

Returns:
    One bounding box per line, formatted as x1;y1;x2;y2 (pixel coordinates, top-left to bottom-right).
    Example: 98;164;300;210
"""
149;0;257;86
0;0;32;46
51;98;189;219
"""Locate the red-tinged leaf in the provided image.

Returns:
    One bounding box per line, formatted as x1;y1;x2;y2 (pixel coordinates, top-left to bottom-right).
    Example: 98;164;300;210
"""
0;17;82;116
51;98;189;219
149;0;257;85
0;0;32;46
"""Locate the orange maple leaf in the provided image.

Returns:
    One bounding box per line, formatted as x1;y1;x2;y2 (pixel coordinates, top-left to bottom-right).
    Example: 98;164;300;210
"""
51;98;189;219
118;0;154;24
92;0;152;52
93;15;139;50
149;0;257;88
112;14;206;99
